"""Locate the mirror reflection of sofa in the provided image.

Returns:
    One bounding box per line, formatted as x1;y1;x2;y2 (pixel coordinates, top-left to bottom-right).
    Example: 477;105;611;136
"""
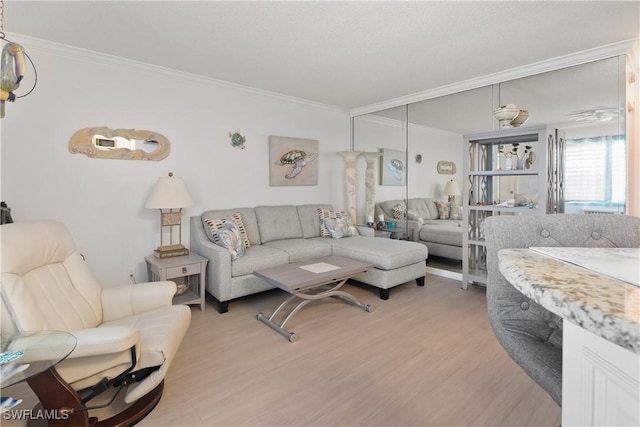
375;198;463;262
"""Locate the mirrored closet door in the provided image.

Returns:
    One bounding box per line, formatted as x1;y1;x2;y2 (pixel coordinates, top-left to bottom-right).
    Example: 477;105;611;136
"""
352;105;409;238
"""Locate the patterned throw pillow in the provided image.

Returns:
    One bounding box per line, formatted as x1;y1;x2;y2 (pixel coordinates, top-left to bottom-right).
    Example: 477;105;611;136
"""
203;216;245;260
391;203;407;219
434;200;450;220
203;213;250;249
325;216;358;238
449;202;463;220
318;208;359;238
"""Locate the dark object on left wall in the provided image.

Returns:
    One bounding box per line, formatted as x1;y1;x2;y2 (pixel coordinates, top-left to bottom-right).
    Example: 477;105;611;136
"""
1;201;14;224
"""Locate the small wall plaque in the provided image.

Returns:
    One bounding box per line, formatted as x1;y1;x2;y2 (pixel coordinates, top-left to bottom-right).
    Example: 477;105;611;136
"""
437;160;456;175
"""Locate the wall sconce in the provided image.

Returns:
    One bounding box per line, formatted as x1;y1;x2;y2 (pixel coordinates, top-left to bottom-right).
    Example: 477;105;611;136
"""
145;172;193;258
443;179;461;203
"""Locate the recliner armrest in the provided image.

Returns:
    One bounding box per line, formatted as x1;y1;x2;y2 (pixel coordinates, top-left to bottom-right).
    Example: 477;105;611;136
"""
10;326;139;363
101;281;176;322
68;326;140;358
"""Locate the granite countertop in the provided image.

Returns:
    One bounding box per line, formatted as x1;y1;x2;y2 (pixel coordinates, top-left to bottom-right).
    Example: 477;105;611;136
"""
498;248;640;354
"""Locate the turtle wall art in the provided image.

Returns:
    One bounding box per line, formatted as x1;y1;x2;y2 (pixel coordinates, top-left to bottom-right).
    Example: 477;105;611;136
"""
269;136;318;186
380;148;405;186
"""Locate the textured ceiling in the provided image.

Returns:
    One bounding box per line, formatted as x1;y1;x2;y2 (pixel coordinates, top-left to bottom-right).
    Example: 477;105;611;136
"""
4;1;639;111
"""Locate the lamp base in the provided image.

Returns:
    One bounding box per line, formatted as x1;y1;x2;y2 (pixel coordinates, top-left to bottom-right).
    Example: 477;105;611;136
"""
154;244;189;258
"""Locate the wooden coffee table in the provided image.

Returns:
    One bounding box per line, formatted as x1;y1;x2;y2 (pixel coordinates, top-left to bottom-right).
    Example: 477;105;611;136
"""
255;256;373;342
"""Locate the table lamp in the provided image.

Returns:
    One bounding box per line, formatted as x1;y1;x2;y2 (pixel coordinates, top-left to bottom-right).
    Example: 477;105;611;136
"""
145;172;193;258
443;179;461;203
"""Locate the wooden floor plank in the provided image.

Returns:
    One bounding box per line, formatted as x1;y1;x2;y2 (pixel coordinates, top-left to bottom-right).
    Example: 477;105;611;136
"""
1;273;561;426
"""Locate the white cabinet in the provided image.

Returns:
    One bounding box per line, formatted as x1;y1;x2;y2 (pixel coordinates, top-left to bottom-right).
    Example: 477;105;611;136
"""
462;126;552;289
562;321;639;427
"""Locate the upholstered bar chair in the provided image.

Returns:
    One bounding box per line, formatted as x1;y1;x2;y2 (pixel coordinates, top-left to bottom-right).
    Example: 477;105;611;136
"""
1;220;191;425
484;213;640;406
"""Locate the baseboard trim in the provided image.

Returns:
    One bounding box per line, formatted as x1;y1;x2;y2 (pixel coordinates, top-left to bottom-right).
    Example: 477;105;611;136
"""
426;266;463;282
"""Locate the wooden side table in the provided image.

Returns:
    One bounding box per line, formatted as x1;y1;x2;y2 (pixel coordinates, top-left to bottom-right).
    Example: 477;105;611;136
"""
145;253;208;311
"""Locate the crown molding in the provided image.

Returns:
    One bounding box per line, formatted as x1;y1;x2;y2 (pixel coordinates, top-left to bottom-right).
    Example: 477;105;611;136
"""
6;32;349;115
353;110;461;137
350;38;639;117
353;113;403;128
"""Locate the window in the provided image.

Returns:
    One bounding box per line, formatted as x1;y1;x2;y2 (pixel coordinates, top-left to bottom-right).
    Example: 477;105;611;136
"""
564;135;626;213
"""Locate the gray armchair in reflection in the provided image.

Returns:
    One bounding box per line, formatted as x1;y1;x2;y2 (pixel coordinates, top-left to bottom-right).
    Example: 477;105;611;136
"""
483;213;639;406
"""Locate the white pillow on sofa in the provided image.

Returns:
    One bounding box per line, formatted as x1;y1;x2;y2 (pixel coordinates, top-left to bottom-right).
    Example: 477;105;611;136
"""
325;217;358;238
407;209;424;224
449;203;463;220
318;208;359;238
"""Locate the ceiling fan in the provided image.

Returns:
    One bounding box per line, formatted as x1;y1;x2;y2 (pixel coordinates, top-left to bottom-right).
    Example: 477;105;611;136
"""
565;107;621;122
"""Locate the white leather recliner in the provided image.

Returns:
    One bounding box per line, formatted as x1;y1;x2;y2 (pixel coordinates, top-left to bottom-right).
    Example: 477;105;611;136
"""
1;220;191;423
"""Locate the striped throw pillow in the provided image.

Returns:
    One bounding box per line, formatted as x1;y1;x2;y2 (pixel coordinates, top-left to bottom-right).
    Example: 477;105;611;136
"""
203;213;250;249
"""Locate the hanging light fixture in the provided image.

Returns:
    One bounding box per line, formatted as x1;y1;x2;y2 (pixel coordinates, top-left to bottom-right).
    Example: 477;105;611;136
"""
566;107;621;123
0;0;37;119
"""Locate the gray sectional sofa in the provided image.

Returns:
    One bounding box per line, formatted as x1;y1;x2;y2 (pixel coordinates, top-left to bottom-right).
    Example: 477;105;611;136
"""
190;204;428;313
376;198;463;261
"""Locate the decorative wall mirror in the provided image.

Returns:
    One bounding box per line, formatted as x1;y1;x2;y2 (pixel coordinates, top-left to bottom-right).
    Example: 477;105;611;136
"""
69;127;170;160
352;105;408;238
356;55;626;215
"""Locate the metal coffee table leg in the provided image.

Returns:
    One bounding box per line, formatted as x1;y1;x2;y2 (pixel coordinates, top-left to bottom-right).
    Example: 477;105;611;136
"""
257;294;308;342
257;278;372;342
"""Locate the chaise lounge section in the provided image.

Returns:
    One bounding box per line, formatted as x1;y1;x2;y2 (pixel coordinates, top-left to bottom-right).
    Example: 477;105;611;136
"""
190;204;428;313
376;198;463;261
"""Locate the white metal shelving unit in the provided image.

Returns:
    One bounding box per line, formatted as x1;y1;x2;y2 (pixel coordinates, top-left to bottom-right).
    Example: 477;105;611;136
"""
462;125;550;289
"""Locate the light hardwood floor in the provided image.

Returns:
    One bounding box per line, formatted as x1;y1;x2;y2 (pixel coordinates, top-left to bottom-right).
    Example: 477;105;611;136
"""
3;274;561;426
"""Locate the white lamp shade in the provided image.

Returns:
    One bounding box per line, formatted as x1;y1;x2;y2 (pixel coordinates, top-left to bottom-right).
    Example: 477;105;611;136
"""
145;175;193;209
443;180;461;197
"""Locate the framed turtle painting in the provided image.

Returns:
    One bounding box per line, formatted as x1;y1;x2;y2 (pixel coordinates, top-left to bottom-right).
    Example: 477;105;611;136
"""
380;148;405;186
269;136;318;186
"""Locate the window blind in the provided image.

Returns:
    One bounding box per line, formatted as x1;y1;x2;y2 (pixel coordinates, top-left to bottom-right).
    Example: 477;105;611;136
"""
564;135;625;204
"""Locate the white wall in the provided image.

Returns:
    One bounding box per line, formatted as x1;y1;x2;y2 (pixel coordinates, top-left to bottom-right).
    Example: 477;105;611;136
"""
407;124;463;202
1;35;350;286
